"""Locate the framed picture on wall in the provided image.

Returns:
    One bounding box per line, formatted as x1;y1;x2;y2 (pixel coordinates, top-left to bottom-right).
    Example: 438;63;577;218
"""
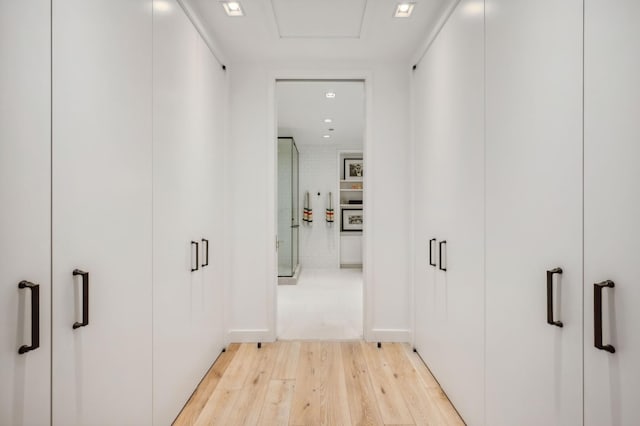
341;209;363;231
344;158;364;180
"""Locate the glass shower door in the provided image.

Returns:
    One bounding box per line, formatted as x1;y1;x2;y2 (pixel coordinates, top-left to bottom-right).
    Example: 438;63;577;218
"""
278;138;299;277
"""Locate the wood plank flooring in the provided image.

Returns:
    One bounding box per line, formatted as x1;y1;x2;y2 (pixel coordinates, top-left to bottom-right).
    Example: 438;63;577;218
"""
174;341;465;426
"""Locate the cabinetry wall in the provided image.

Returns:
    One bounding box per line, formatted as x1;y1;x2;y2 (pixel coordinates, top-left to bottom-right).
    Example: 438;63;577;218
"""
1;0;228;424
413;1;640;425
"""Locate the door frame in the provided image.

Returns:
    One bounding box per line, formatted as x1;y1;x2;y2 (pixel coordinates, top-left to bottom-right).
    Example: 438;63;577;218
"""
267;71;373;341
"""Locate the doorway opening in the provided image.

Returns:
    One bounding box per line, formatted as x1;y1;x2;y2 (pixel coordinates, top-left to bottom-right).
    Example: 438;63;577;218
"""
275;80;366;340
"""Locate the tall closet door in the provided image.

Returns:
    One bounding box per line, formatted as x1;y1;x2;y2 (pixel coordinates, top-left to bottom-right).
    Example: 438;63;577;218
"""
485;1;584;425
584;1;640;424
0;1;51;425
412;45;445;380
152;1;226;422
413;1;485;424
51;1;153;424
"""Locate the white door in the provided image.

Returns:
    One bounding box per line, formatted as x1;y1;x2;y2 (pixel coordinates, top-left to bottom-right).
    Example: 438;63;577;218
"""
51;1;153;424
152;1;226;423
0;1;51;424
412;4;449;387
413;1;485;424
485;1;584;425
584;1;640;424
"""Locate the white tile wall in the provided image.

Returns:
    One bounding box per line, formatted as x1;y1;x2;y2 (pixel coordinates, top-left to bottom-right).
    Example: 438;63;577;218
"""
298;145;342;268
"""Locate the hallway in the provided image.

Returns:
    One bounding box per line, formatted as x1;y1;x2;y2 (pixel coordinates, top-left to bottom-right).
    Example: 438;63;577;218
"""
3;0;640;424
175;341;463;425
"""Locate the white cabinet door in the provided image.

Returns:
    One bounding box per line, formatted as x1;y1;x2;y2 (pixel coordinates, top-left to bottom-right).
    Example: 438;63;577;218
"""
152;1;226;423
485;1;584;425
584;1;640;424
412;44;442;376
51;1;153;424
0;1;51;424
413;1;485;424
340;234;362;265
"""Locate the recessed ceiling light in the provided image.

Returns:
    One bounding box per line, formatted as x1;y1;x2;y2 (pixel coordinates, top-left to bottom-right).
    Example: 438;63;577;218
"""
324;118;333;123
323;135;331;139
154;0;172;12
394;2;415;18
462;2;483;15
222;1;244;17
325;92;336;99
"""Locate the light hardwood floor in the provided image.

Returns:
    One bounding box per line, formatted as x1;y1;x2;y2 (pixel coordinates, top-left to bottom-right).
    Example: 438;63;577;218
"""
174;341;465;426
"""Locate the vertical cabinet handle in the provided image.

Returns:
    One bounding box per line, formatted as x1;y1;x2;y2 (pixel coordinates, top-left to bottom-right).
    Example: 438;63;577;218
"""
191;241;199;272
546;268;563;327
73;269;89;329
594;280;615;353
438;240;447;272
429;238;436;267
201;238;209;267
18;281;40;354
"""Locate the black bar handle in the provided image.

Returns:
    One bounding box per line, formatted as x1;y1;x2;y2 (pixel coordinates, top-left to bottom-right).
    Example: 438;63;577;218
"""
429;238;436;267
73;269;89;329
191;241;199;272
546;268;563;327
202;238;209;267
18;281;40;354
438;240;447;272
594;280;615;353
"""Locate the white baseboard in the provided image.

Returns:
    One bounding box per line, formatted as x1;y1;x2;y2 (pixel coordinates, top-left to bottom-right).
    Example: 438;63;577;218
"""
226;329;274;344
227;328;411;344
367;328;412;343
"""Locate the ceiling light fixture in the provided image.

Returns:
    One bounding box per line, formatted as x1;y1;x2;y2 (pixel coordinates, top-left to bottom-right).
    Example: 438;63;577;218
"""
154;0;172;13
462;2;483;15
323;135;331;139
222;1;244;17
325;92;336;99
394;2;415;18
324;118;333;123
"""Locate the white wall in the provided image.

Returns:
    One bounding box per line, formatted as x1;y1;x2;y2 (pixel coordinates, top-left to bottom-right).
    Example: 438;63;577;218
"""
225;61;412;342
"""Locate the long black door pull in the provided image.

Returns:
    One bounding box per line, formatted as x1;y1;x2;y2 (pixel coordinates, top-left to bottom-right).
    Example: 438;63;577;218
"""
438;240;447;272
18;281;40;354
191;241;199;272
202;238;209;268
594;280;615;353
546;268;563;327
73;269;89;329
429;238;436;267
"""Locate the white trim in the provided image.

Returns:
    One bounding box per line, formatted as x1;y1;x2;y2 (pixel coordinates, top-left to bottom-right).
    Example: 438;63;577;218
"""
227;329;273;343
268;70;375;342
410;0;462;68
369;329;412;343
409;65;417;348
175;0;229;68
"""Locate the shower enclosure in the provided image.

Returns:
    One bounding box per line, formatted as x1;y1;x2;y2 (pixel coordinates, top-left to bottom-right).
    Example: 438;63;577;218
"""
277;137;300;278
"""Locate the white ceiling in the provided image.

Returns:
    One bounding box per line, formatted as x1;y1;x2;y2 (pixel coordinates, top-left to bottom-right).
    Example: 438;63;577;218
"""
272;0;367;38
277;81;364;149
180;0;455;63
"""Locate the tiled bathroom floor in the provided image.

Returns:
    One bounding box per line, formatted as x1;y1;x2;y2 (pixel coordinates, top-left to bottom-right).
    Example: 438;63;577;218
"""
277;268;363;340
